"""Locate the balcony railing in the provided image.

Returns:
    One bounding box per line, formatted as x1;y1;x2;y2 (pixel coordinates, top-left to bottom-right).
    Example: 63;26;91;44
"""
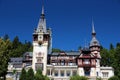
78;64;96;67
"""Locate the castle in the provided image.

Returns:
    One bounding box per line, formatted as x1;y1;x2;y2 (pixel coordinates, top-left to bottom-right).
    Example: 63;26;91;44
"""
7;4;114;80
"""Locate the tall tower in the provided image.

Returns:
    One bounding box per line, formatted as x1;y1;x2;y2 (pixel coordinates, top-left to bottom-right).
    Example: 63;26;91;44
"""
32;4;52;75
89;21;101;77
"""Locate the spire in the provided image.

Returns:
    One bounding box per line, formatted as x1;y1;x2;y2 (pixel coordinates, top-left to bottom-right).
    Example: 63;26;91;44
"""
90;20;100;47
92;20;96;37
36;1;46;33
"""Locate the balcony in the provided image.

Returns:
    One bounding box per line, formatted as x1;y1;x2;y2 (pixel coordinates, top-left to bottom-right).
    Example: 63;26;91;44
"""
51;57;58;60
78;63;96;67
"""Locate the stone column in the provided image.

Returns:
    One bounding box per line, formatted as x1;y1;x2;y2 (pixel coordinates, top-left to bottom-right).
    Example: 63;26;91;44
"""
58;70;60;77
52;70;54;77
50;69;51;76
71;70;72;76
64;70;66;77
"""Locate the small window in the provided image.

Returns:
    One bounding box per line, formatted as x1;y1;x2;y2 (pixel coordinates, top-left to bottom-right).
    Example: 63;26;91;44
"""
73;70;77;76
54;70;58;76
60;70;64;76
66;71;70;76
47;69;50;75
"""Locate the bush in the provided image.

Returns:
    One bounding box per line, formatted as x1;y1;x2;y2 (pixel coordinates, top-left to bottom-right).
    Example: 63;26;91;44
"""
70;75;88;80
108;76;119;80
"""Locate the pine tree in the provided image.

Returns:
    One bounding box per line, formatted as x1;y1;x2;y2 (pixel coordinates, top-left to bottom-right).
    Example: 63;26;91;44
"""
19;68;26;80
0;38;12;80
26;68;34;80
34;68;45;80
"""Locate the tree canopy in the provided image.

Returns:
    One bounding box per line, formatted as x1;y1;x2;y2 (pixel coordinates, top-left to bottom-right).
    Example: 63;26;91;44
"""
0;38;12;80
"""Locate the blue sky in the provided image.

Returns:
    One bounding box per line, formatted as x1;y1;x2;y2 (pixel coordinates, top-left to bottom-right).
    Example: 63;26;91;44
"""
0;0;120;50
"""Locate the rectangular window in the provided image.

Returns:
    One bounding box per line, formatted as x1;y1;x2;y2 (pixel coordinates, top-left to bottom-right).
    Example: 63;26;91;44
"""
97;72;98;76
102;72;109;78
35;63;43;70
54;70;58;76
66;71;70;76
73;70;77;76
47;69;50;75
60;70;64;76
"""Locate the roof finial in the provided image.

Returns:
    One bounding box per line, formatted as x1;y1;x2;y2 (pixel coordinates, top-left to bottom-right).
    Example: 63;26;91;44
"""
41;0;44;15
92;19;95;33
92;19;96;37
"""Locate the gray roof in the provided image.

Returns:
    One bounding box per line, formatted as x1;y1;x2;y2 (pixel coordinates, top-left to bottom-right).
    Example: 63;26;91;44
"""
23;52;33;57
9;57;23;68
82;47;90;51
51;51;80;56
10;57;23;64
90;37;100;47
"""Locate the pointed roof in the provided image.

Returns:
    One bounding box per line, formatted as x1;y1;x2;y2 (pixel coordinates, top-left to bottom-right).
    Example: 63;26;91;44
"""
90;21;100;47
36;3;46;33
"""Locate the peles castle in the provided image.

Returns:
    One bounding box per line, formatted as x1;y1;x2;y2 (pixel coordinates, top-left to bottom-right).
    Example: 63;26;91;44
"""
7;5;114;80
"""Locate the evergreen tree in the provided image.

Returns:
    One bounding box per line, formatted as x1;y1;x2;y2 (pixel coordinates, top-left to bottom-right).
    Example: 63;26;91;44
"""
100;48;109;66
0;39;12;80
52;48;61;52
12;36;20;49
110;43;114;50
113;47;120;78
34;68;49;80
34;68;44;80
3;34;9;41
19;68;26;80
26;68;34;80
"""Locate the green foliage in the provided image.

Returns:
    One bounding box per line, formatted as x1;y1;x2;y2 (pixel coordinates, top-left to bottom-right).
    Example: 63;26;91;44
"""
108;76;119;80
70;75;88;80
52;48;61;52
8;36;32;57
19;68;26;80
96;77;102;80
100;48;109;66
26;68;34;80
0;35;32;79
34;68;50;80
12;69;17;74
100;43;120;78
110;43;114;50
113;46;120;78
0;38;12;80
3;34;9;41
34;68;44;80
